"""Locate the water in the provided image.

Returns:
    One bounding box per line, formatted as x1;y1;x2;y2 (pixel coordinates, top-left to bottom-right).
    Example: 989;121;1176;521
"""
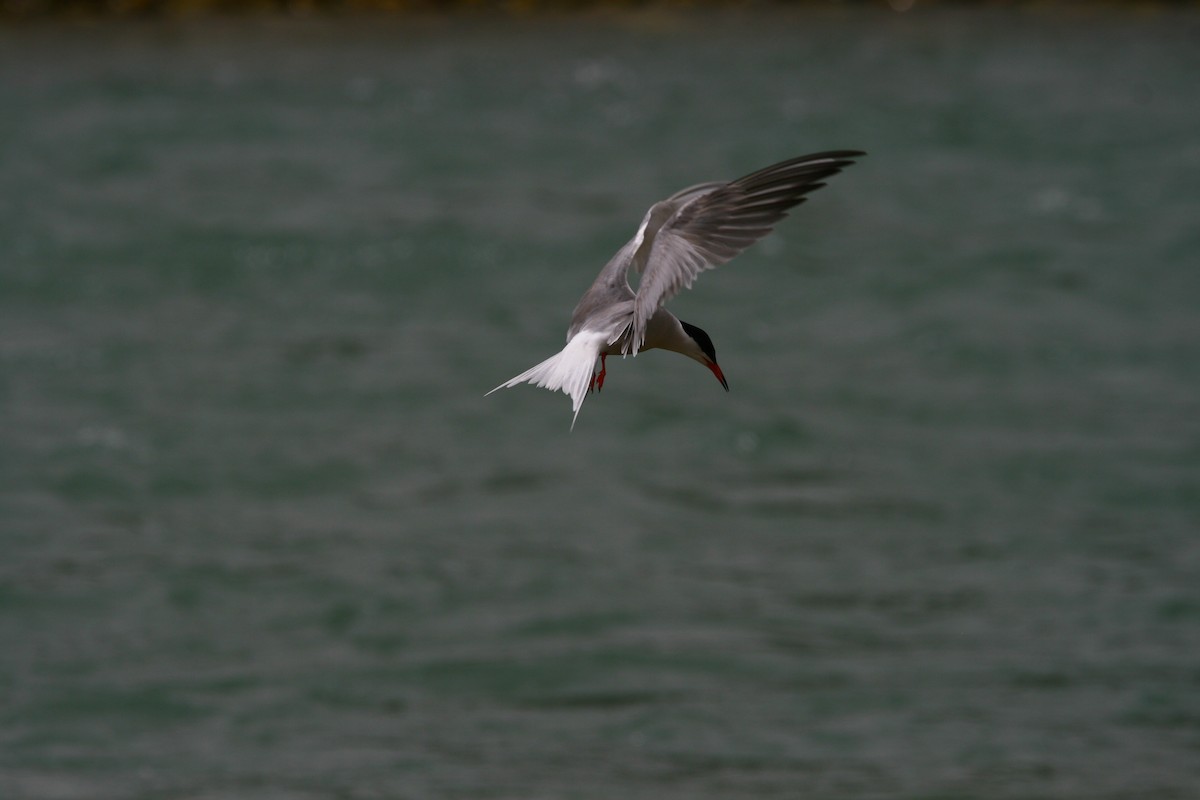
2;7;1199;799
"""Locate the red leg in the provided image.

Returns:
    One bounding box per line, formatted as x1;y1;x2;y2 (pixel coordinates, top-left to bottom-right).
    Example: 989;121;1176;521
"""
596;354;607;392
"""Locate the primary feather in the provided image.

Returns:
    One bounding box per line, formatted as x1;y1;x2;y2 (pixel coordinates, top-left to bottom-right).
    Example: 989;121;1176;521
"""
624;150;863;354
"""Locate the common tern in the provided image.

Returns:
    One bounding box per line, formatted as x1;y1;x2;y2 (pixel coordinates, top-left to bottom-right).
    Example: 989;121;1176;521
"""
487;150;865;428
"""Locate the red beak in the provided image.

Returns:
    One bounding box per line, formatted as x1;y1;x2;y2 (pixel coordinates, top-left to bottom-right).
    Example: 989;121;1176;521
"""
707;360;729;392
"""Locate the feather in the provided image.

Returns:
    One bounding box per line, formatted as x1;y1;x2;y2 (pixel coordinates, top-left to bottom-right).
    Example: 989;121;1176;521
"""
486;329;609;429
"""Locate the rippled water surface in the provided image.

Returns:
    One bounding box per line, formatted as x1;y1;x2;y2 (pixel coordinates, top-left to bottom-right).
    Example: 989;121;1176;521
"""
2;7;1199;799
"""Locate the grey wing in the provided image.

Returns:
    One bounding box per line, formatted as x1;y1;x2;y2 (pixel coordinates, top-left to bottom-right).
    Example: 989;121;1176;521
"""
566;238;639;343
626;150;864;354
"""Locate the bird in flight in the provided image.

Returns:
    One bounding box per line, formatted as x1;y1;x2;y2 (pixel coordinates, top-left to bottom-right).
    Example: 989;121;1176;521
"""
487;150;865;428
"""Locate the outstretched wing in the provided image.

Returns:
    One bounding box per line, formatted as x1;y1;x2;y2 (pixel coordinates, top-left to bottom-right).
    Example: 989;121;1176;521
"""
625;150;864;354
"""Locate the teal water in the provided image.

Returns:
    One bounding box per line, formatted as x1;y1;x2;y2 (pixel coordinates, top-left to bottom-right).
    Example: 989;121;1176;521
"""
2;8;1199;799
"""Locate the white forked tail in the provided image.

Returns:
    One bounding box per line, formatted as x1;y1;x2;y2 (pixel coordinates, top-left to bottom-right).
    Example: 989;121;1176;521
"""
486;330;607;429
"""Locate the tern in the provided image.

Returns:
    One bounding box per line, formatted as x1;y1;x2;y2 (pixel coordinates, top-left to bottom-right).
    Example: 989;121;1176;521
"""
487;150;864;428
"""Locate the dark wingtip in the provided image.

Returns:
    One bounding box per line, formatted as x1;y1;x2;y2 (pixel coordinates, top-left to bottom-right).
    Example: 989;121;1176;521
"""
810;150;867;170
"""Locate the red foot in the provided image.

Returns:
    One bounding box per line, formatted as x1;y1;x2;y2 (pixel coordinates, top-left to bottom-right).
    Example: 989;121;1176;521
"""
595;354;607;392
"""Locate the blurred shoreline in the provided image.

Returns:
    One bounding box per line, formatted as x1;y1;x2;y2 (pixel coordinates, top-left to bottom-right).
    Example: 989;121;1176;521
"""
2;0;1194;21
